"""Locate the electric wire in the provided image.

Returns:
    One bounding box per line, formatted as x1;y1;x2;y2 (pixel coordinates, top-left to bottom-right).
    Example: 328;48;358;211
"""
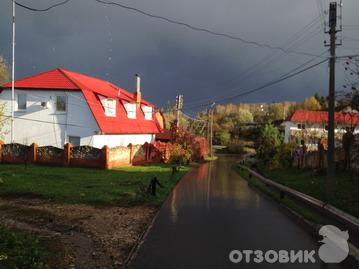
93;0;321;57
11;0;72;12
183;58;328;111
184;17;324;107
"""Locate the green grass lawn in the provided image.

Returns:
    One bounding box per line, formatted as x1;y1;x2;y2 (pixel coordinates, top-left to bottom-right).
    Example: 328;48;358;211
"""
0;164;190;207
236;167;332;224
0;226;48;269
253;166;359;218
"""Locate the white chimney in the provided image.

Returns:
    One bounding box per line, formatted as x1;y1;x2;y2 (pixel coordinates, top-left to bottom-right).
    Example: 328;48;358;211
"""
135;74;141;107
135;74;141;94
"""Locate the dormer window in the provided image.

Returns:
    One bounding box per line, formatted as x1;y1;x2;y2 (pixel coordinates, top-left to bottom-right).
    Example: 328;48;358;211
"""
141;105;153;120
99;95;116;117
122;101;136;119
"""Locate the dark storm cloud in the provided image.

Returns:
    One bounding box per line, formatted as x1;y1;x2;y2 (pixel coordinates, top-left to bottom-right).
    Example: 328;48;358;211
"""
0;0;358;111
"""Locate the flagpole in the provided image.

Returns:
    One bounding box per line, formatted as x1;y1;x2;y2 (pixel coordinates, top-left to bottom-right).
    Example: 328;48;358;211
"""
11;0;16;142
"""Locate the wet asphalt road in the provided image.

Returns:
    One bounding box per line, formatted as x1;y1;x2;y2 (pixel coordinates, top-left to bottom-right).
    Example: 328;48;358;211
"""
128;156;354;269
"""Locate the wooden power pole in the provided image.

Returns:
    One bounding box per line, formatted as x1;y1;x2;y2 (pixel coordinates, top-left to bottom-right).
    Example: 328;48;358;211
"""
210;108;214;157
326;2;338;201
175;94;183;131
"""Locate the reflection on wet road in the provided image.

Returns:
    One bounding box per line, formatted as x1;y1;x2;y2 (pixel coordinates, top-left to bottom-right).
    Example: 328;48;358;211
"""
129;156;352;269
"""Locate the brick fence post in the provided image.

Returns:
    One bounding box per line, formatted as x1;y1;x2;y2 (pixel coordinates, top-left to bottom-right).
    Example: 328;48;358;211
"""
128;143;134;164
29;143;38;163
0;140;4;163
102;145;110;169
64;143;72;166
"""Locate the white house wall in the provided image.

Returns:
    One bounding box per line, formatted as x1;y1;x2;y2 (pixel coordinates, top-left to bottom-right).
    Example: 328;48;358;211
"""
0;89;99;147
92;134;155;148
284;121;359;145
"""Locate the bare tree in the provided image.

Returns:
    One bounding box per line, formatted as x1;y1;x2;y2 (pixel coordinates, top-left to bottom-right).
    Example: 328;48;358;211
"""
0;56;10;139
0;56;10;85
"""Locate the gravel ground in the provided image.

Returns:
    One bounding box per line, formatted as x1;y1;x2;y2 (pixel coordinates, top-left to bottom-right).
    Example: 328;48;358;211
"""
0;197;156;269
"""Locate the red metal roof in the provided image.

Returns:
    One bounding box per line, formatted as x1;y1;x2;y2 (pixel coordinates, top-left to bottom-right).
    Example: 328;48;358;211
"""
290;110;359;125
1;68;160;134
2;69;78;90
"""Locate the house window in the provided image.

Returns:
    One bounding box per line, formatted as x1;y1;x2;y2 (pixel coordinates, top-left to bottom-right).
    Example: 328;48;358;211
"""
100;98;116;117
56;95;67;112
325;125;328;131
17;93;27;110
297;123;306;130
141;105;153;120
122;101;136;119
68;136;80;147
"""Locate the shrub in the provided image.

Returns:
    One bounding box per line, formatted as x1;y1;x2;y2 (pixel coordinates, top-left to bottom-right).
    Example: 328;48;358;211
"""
257;123;295;169
270;142;296;169
257;123;282;164
226;140;245;154
218;131;231;145
169;143;192;165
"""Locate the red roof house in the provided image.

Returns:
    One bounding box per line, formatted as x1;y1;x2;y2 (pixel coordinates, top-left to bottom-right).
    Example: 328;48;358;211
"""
284;109;359;144
289;110;359;125
0;68;164;148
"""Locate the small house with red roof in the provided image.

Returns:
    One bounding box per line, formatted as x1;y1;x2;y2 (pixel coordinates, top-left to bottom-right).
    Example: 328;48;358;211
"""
284;109;359;147
0;68;164;148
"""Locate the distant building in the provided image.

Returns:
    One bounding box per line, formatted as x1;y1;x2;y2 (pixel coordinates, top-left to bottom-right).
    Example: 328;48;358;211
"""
284;109;359;149
0;68;164;148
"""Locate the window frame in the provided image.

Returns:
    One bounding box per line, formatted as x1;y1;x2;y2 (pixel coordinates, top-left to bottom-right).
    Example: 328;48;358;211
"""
122;101;137;119
104;98;117;117
55;95;67;113
141;105;153;120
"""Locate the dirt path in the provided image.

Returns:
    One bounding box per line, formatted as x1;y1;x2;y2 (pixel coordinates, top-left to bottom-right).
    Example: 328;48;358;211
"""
0;198;156;269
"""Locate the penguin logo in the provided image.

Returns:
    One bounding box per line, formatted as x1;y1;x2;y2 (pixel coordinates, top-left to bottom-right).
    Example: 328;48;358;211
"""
318;225;349;263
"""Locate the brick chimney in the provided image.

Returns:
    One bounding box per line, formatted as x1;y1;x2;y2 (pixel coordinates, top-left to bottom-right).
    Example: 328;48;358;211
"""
135;74;141;108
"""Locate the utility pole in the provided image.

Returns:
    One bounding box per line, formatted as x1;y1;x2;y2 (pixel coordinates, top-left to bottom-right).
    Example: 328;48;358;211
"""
210;108;214;157
175;94;183;131
207;112;210;150
325;2;340;201
208;102;215;157
11;0;16;143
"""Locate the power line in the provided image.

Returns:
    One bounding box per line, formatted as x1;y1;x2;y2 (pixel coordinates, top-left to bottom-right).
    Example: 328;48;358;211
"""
11;0;72;12
93;0;321;57
181;112;207;122
183;53;358;110
184;17;324;107
183;58;328;110
184;47;326;108
279;50;328;78
11;0;323;58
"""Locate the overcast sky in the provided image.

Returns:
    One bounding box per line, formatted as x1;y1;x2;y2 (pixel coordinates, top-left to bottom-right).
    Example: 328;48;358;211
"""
0;0;358;113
